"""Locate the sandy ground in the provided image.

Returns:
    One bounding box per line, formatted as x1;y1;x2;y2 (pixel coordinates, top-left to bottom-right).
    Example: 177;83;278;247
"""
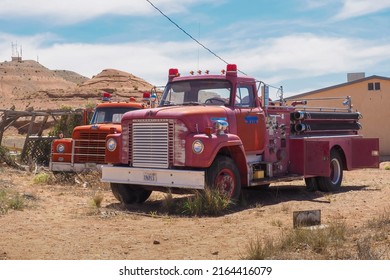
0;163;389;260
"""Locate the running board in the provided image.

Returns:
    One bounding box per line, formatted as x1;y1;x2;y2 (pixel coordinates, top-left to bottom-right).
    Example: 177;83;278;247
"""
248;174;303;187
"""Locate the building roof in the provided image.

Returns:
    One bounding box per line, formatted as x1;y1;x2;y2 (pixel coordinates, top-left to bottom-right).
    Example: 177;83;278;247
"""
289;75;390;99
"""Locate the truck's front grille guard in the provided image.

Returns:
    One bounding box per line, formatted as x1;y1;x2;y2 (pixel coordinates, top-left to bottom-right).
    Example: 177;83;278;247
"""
129;120;174;168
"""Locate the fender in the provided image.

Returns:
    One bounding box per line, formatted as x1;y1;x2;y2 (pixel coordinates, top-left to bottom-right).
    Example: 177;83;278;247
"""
105;133;123;164
185;133;245;168
51;138;73;162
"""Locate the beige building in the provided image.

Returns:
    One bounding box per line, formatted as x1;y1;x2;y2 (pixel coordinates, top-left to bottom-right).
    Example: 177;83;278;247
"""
289;74;390;157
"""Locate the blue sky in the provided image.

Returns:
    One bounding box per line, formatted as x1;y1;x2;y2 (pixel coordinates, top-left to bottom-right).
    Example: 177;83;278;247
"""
1;0;390;97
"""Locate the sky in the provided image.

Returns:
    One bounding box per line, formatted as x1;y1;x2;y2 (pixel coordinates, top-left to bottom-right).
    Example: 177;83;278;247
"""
0;0;390;97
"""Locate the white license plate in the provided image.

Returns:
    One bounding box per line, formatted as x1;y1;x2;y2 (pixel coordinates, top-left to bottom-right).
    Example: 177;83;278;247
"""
143;172;157;182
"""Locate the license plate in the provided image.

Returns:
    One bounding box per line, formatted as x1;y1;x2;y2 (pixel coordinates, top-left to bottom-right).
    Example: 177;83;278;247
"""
143;172;157;182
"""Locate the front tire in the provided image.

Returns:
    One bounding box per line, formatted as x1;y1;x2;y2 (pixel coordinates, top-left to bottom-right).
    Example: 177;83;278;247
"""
206;155;241;201
110;183;152;204
317;150;343;192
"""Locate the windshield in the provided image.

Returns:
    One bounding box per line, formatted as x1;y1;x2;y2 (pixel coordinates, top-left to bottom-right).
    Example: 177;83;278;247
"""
159;80;232;106
90;107;138;124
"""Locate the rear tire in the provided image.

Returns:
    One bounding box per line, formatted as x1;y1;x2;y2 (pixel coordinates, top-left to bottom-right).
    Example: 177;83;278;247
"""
206;155;241;201
304;177;318;192
110;183;152;204
317;150;343;192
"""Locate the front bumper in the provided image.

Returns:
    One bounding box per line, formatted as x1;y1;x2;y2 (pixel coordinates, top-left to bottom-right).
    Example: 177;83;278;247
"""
50;162;105;173
101;166;205;190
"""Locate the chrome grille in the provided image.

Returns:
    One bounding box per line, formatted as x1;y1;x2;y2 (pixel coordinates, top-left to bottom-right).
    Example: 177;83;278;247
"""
132;121;172;168
73;132;107;163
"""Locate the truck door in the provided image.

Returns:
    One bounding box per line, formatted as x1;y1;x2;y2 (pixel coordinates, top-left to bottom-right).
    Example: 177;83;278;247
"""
234;84;266;153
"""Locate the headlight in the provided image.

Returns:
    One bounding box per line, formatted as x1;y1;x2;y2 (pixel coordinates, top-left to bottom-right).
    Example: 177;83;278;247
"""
192;140;204;154
106;138;117;152
56;144;65;153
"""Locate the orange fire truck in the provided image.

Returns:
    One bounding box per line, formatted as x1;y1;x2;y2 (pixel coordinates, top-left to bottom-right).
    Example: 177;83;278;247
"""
50;93;149;172
101;64;379;204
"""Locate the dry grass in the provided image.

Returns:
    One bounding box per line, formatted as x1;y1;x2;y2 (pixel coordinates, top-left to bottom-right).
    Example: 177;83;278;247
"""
181;188;233;216
244;222;349;259
243;211;390;260
0;189;26;214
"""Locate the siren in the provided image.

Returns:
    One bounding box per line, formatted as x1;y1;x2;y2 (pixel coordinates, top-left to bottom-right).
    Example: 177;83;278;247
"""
168;68;179;80
143;92;151;101
102;92;111;102
226;64;237;77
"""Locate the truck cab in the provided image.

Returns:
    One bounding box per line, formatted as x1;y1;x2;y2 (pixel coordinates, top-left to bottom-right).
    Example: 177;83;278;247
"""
50;95;146;172
102;65;379;204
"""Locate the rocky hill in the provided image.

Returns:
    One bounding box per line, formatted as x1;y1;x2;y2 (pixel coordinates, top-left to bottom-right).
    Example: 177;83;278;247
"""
0;59;154;110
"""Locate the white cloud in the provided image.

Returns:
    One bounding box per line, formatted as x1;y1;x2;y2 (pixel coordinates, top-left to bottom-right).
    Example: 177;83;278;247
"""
221;33;390;88
301;0;338;10
1;32;389;93
0;0;217;24
335;0;390;20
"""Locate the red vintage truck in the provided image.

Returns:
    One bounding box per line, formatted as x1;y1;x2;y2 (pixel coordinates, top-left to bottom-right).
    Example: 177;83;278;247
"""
50;94;148;172
101;64;379;203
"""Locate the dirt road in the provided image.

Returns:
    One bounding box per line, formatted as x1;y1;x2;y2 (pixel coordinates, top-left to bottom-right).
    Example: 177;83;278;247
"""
1;163;389;260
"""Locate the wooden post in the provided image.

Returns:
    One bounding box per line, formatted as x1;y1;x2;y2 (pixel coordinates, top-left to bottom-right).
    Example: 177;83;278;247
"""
21;114;36;161
0;111;7;145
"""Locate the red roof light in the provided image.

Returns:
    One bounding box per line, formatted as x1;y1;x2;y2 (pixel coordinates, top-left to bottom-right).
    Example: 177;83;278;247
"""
168;68;179;79
102;92;111;101
226;64;237;72
143;92;151;99
226;64;237;77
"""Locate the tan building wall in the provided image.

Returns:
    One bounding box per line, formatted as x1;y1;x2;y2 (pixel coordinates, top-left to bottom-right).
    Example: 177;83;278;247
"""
289;76;390;157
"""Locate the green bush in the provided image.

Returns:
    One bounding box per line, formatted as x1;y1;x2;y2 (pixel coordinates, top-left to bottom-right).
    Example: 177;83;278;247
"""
33;172;51;184
48;106;84;138
181;188;232;216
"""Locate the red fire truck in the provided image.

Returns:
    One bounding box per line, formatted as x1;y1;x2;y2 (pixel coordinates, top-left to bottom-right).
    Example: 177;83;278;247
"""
50;94;148;172
101;64;379;204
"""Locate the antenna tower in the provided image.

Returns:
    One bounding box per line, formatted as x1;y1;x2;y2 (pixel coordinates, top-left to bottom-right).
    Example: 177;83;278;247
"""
11;42;22;62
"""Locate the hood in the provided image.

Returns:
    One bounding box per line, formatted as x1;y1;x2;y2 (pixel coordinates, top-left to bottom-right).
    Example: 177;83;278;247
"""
122;106;233;132
72;123;122;138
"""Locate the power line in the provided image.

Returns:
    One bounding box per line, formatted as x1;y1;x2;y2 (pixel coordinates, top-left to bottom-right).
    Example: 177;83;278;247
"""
145;0;249;75
145;0;285;92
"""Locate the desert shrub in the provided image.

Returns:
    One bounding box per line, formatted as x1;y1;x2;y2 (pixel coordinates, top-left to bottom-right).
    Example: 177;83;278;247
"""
48;106;84;138
0;189;25;214
33;172;51;184
161;191;176;214
280;222;346;254
243;222;347;259
356;237;381;260
181;188;232;216
91;192;104;208
244;236;275;260
0;146;22;169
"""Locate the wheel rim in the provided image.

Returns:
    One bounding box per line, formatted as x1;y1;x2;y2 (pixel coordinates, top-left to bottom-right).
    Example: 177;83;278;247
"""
330;158;341;185
215;168;236;197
